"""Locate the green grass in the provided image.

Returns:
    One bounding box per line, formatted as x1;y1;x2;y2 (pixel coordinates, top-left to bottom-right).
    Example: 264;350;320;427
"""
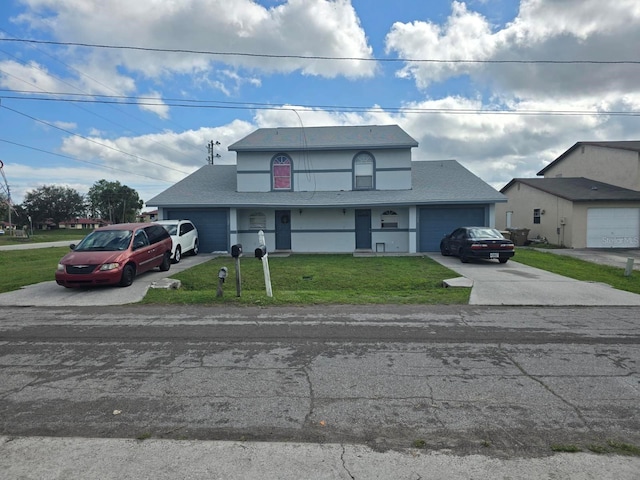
0;247;70;293
0;228;86;246
141;254;470;305
513;248;640;295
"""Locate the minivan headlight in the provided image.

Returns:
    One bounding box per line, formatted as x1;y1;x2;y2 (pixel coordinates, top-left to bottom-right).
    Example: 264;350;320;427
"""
99;262;120;271
57;264;65;271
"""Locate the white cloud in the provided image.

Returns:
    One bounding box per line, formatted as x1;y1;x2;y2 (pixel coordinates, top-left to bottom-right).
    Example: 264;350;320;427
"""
13;0;376;93
138;91;169;119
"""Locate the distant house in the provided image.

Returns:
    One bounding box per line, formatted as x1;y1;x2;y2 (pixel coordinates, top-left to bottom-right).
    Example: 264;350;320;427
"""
59;218;110;229
496;141;640;248
138;209;158;223
147;125;506;253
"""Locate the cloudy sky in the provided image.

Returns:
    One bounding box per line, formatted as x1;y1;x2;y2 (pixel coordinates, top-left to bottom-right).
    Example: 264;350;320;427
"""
1;0;640;207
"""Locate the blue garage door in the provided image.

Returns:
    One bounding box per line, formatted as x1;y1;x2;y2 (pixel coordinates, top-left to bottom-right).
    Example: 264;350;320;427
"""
419;206;486;251
166;209;228;253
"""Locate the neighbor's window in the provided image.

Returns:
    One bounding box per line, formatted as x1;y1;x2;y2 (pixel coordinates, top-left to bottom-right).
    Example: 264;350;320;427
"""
272;155;292;190
249;212;266;230
533;208;541;224
353;152;374;190
381;210;398;229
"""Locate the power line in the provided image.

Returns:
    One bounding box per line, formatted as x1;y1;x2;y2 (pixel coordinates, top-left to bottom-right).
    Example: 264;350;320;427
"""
1;91;639;117
2;37;640;65
0;104;193;174
0;137;175;183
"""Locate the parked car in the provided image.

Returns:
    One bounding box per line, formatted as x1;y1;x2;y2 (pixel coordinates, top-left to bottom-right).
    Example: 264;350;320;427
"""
55;223;172;288
154;219;199;263
440;227;515;263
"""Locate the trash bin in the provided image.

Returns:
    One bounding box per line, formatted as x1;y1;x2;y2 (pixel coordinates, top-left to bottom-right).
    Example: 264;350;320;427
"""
507;228;530;246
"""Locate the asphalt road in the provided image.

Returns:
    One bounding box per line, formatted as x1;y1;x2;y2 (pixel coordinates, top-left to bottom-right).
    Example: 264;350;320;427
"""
1;304;639;458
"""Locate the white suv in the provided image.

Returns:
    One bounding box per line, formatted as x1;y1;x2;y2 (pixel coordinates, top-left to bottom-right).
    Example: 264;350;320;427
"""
155;220;199;263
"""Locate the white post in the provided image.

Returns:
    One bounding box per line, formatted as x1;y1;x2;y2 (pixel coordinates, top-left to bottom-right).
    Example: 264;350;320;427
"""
258;230;273;297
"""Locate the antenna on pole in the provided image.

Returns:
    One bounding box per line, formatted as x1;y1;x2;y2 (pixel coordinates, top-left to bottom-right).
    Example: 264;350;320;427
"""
207;140;221;164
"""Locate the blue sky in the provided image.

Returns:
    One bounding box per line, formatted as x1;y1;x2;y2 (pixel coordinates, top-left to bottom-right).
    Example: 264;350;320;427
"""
1;0;640;209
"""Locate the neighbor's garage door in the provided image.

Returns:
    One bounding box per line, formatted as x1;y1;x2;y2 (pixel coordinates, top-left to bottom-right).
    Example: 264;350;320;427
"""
587;208;640;248
166;209;229;253
419;206;486;251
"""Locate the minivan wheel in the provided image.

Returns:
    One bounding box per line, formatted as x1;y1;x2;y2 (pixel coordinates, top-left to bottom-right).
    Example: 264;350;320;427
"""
173;246;181;264
159;251;171;271
119;264;135;287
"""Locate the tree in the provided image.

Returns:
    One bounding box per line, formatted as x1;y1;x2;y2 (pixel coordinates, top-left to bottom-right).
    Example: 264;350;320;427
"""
21;185;85;226
87;180;143;224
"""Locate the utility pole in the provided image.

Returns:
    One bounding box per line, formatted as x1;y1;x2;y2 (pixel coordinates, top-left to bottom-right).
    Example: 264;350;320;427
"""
207;140;221;164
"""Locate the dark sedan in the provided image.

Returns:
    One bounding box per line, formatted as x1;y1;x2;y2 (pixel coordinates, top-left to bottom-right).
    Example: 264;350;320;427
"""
440;227;515;263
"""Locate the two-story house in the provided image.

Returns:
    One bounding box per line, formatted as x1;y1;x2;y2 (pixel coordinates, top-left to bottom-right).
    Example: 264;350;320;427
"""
147;125;506;254
496;141;640;248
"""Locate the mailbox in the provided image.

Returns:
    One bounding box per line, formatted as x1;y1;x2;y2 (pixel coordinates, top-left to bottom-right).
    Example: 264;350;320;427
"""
231;244;243;258
218;266;228;282
255;245;267;259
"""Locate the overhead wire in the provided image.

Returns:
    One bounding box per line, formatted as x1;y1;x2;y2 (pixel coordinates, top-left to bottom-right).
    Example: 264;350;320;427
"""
2;37;640;65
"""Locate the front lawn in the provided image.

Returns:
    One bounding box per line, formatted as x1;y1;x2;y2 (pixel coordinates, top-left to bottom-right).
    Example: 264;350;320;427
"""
0;247;70;293
514;248;640;295
142;254;470;305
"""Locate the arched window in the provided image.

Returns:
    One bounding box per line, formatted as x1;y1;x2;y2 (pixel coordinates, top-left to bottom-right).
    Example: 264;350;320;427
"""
272;154;292;190
381;210;398;229
353;152;374;190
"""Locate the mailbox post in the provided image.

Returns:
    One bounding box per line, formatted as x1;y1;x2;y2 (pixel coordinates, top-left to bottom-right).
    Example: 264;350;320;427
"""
255;230;273;297
217;266;228;297
231;244;243;297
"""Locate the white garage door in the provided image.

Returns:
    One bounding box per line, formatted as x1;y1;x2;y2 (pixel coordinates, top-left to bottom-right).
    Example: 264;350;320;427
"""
587;208;640;248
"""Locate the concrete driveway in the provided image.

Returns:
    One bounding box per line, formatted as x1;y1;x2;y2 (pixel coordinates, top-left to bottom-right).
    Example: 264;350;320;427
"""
0;254;214;307
427;252;640;306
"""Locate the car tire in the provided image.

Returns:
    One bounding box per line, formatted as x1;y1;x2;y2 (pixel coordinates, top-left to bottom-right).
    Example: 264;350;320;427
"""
173;246;181;264
459;249;469;263
191;240;199;256
499;258;509;264
119;264;135;287
440;243;450;256
159;251;171;271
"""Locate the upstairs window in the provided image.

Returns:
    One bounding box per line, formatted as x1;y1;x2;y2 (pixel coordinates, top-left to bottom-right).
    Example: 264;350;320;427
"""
381;210;398;229
272;155;292;190
354;152;374;190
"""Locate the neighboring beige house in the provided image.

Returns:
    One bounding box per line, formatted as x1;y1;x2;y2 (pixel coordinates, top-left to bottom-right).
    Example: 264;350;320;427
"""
496;141;640;248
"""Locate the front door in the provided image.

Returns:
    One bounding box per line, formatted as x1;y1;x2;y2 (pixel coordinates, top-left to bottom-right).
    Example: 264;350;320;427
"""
355;209;372;249
275;210;291;250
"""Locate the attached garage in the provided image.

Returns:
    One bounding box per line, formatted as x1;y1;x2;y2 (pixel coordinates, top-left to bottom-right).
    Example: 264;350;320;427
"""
419;206;486;251
166;209;229;253
587;208;640;248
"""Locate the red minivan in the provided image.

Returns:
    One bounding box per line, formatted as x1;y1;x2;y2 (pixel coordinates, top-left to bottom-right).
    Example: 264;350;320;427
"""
55;223;173;288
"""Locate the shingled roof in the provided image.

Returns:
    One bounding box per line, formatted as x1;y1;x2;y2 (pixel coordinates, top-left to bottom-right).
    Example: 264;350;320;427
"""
501;177;640;202
147;160;505;209
228;125;419;152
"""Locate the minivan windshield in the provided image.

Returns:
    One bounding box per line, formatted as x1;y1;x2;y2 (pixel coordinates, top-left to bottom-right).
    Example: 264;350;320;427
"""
73;230;133;251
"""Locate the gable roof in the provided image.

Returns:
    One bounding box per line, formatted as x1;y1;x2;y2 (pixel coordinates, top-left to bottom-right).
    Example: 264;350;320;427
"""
538;141;640;176
228;125;419;152
501;177;640;202
147;160;505;209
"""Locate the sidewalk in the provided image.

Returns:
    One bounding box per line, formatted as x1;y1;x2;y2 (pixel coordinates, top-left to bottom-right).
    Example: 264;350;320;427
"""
2;436;639;480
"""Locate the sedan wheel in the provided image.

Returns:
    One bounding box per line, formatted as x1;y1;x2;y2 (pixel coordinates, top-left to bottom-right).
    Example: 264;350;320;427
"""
499;257;509;264
459;248;469;263
173;246;181;264
440;243;450;256
119;264;135;287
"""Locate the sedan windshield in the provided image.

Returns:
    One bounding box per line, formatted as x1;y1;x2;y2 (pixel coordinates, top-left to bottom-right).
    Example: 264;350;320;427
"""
468;228;504;239
73;230;133;251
